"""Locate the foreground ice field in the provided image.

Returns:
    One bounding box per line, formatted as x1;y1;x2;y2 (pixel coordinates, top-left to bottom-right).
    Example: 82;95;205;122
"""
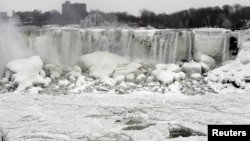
1;91;250;141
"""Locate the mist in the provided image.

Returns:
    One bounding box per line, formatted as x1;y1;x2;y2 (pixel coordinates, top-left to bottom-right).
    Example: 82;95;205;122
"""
0;18;33;77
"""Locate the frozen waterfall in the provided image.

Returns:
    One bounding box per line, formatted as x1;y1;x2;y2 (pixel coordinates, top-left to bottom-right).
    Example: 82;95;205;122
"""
21;28;194;66
1;25;242;76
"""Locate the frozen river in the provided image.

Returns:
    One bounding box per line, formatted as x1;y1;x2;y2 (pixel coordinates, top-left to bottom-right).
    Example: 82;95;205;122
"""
1;91;249;141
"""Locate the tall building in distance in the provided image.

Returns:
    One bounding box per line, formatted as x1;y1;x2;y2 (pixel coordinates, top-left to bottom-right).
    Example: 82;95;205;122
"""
62;1;88;24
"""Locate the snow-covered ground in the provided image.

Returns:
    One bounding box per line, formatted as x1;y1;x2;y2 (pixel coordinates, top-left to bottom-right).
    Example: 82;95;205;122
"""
1;91;250;141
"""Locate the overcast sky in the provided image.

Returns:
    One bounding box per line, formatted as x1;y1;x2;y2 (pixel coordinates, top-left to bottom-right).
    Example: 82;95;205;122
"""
1;0;250;16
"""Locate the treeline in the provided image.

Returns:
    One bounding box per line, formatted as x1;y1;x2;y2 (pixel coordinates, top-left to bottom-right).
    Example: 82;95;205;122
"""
13;10;61;26
115;4;250;29
14;4;250;29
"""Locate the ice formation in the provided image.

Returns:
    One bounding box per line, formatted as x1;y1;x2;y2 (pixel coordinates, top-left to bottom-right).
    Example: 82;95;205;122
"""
79;52;130;78
208;41;250;92
6;56;49;92
18;27;229;66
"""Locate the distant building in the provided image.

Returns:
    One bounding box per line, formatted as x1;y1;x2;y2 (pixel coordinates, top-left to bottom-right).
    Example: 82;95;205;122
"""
0;12;8;19
62;1;88;24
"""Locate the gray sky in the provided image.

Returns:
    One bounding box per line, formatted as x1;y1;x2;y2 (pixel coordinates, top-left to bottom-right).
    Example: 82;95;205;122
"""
1;0;250;16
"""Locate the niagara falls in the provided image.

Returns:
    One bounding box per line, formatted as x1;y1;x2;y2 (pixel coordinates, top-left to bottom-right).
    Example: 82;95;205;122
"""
1;0;250;141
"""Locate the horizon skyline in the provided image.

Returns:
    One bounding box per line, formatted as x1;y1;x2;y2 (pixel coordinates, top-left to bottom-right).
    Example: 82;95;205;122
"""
1;0;250;16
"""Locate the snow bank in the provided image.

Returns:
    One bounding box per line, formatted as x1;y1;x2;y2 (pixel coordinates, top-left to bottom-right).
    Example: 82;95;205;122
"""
208;41;250;92
79;52;130;79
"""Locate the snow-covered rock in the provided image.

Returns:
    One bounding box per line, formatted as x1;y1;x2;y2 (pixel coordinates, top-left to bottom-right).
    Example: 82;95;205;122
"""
146;75;155;83
240;58;250;65
200;62;210;73
73;66;82;73
66;71;81;81
179;72;186;80
116;81;128;94
6;56;48;92
79;52;129;79
153;64;183;85
100;77;116;88
28;87;43;94
58;80;70;87
113;62;142;76
3;70;11;80
182;61;202;74
39;70;46;78
191;73;202;80
6;59;28;73
193;53;216;69
168;82;181;93
155;70;175;85
125;73;135;82
174;73;181;81
45;64;63;79
76;76;86;86
45;77;52;84
136;74;146;83
1;78;9;85
113;75;125;84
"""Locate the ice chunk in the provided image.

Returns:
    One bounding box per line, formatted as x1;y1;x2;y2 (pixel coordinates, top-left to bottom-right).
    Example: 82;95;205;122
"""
191;73;202;80
136;74;146;83
193;53;216;69
155;70;175;85
125;73;135;82
114;62;142;76
58;79;70;87
114;75;125;84
6;59;28;73
8;56;48;91
182;61;202;74
45;64;63;79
